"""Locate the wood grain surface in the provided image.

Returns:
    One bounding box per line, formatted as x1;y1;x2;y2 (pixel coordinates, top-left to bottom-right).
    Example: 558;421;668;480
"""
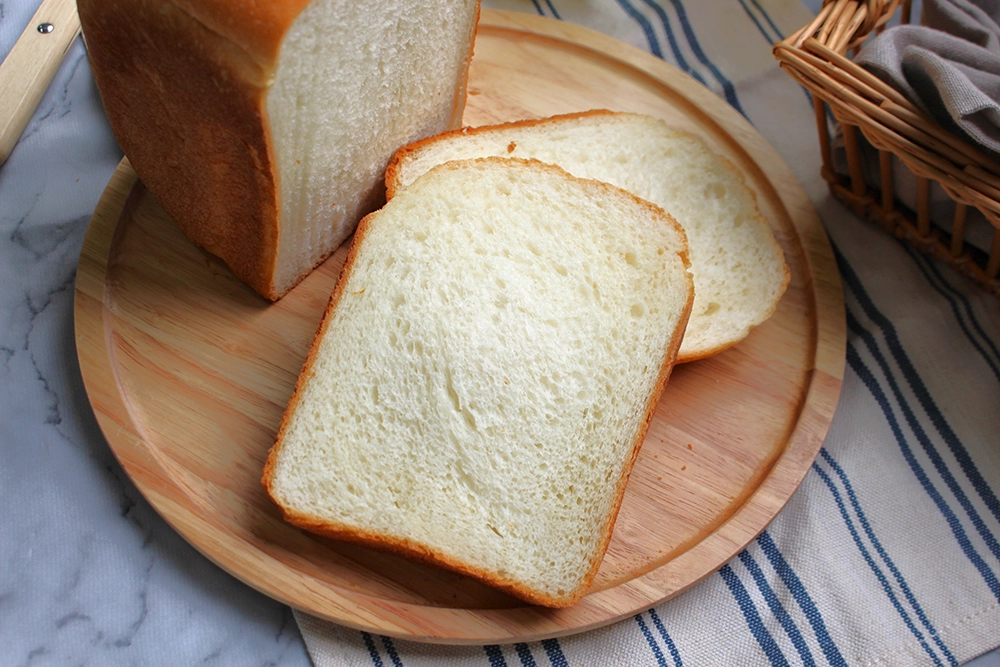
73;10;846;643
0;0;80;164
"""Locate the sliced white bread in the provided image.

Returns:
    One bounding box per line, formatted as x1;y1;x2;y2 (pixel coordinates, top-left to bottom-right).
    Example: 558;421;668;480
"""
263;158;693;607
386;110;790;362
78;0;481;300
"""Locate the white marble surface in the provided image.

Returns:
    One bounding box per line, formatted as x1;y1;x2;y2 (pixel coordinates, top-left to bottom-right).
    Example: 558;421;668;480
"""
0;1;311;664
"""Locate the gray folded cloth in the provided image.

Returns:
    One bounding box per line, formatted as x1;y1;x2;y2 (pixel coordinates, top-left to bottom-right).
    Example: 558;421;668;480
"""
855;0;1000;155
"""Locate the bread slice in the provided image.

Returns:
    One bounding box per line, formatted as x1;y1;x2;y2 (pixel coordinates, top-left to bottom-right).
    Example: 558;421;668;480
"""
78;0;481;300
386;110;789;362
263;158;693;607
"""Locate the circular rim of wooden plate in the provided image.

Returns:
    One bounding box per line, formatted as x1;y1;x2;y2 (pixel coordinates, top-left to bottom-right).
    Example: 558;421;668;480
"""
74;10;845;644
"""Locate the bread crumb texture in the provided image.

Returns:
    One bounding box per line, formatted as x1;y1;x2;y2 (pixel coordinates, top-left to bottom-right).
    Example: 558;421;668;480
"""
266;0;478;293
268;159;690;605
394;112;789;361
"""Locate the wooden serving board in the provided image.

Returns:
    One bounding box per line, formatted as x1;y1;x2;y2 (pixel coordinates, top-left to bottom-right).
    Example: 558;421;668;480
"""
74;10;845;643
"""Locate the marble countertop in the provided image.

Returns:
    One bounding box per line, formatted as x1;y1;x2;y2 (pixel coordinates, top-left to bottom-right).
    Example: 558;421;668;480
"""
0;2;311;663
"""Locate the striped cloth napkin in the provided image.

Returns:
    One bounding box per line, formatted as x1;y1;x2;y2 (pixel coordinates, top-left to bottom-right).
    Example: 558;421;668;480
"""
296;1;1000;665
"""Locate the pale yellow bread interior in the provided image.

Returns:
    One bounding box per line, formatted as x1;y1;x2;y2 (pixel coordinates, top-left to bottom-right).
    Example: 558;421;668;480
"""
264;158;693;606
266;0;479;294
386;111;789;361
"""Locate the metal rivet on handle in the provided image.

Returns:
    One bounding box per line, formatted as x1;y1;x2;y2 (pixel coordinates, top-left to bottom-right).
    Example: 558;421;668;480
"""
37;23;55;34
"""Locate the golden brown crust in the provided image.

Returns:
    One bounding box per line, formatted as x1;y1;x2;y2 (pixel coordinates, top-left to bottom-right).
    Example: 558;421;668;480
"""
575;224;693;599
385;109;621;199
80;0;285;300
264;157;694;607
161;0;313;67
262;208;378;490
672;151;790;363
81;0;481;302
275;506;583;607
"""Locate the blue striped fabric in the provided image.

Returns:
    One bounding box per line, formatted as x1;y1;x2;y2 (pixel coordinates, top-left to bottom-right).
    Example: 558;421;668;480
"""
634;614;670;667
656;0;744;113
632;0;709;86
838;257;1000;600
540;639;569;667
844;322;1000;601
755;531;848;667
819;448;957;665
293;0;1000;664
737;549;817;666
720;563;792;666
811;457;947;666
738;0;782;43
905;247;1000;386
647;608;683;666
540;0;560;19
747;0;784;39
483;645;506;666
614;0;668;60
512;643;537;667
380;636;406;667
361;632;386;667
842;259;1000;541
527;0;560;19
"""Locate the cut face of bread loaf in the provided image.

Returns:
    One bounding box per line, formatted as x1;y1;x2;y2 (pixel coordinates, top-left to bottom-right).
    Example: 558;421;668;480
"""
78;0;481;299
386;110;789;362
263;158;693;607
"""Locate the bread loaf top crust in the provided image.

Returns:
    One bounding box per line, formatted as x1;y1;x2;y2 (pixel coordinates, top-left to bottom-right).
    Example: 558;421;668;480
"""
157;0;314;65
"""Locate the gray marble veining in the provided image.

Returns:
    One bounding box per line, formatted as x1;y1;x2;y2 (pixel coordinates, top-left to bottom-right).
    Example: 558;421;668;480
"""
0;1;311;663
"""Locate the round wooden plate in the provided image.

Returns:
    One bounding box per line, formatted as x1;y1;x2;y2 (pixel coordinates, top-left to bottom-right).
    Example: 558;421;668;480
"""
74;10;845;643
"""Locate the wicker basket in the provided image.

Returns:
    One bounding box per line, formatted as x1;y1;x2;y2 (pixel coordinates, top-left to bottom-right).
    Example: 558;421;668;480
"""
774;0;1000;294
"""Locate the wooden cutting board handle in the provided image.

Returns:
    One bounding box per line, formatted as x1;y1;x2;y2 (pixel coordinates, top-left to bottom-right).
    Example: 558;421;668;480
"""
0;0;81;165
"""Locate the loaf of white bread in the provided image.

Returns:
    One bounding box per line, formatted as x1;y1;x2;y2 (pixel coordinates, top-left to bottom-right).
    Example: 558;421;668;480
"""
78;0;481;300
263;158;693;607
386;110;789;362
